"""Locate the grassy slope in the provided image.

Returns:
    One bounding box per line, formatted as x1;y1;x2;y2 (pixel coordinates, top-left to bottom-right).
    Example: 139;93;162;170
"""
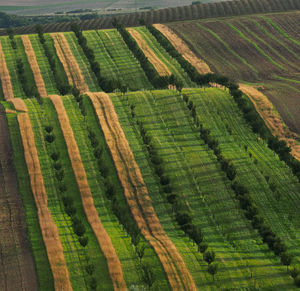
114;89;295;290
184;88;300;262
0;37;26;98
132;27;194;87
6;111;54;290
28;34;59;95
84;29;152;91
25;98;113;290
63;32;100;92
62;94;170;290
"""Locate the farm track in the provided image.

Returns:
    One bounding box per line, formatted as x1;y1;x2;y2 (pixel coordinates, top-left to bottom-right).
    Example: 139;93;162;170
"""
88;92;197;291
0;106;38;291
0;42;14;100
49;94;127;291
128;28;171;77
50;33;88;93
10;98;72;291
21;36;47;98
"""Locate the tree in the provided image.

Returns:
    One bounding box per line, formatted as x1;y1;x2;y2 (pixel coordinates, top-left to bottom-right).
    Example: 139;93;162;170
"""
203;250;215;264
79;236;88;247
136;243;146;261
198;242;208;253
290;267;299;280
280;253;292;272
141;264;155;288
208;263;218;281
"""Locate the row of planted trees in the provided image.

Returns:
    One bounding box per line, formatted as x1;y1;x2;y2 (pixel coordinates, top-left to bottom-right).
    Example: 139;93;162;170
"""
128;99;219;281
43;121;98;290
73;91;157;289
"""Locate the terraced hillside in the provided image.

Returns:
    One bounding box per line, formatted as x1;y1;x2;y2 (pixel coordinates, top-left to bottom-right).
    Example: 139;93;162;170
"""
167;11;300;135
0;10;300;291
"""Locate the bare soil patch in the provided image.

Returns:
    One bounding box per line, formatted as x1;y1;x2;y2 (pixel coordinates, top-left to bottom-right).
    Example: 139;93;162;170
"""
50;33;89;93
154;24;211;74
0;42;14;100
0;106;38;291
21;35;47;98
13;99;72;291
49;94;127;291
88;92;197;291
128;28;171;77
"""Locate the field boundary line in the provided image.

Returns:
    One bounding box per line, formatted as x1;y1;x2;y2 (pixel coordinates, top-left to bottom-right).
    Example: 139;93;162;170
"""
50;33;89;93
0;42;14;100
88;91;197;291
49;94;127;291
21;35;47;98
10;98;72;291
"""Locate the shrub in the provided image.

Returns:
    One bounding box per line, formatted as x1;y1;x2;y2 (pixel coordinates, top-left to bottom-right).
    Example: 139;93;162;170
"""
45;134;55;143
294;276;300;287
74;221;86;236
45;125;53;133
86;264;95;275
160;175;170;185
62;196;73;207
79;236;88;247
53;162;62;171
65;205;76;217
166;193;177;204
94;148;103;159
55;170;64;181
198;242;208;253
203;250;215;264
58;183;67;193
290;267;299;279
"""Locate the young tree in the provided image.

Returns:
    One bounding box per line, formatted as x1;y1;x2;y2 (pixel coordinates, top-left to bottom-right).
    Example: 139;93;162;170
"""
280;253;292;272
208;263;218;281
203;250;215;264
142;264;156;289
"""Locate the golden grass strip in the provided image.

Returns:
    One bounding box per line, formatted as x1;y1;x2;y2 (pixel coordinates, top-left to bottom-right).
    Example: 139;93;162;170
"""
239;83;300;161
154;24;212;74
49;94;127;291
88;92;197;291
21;35;47;98
50;33;89;94
0;42;14;100
14;98;72;291
10;98;28;112
128;28;171;77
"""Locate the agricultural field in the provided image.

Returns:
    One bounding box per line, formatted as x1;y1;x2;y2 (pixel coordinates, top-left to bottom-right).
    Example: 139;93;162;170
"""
167;11;300;134
0;3;300;290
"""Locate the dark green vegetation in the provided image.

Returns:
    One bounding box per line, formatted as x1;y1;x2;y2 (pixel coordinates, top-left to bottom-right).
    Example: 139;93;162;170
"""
1;0;299;35
168;11;300;134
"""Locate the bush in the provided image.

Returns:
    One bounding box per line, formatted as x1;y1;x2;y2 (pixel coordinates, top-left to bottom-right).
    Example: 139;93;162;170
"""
55;170;64;181
294;276;300;287
166;193;177;204
73;221;86;236
94;148;103;159
65;205;76;217
45;134;55;143
58;183;67;193
203;250;215;264
86;264;95;275
198;242;208;253
79;236;88;247
45;125;53;133
160;175;170;185
53;162;62;171
62;196;73;207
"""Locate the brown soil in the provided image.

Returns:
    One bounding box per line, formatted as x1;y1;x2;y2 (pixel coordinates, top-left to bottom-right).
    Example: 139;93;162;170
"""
0;42;14;100
21;35;48;98
154;24;211;74
239;83;300;161
88;92;197;291
0;106;38;291
128;28;171;77
49;94;127;291
14;99;72;291
50;33;89;94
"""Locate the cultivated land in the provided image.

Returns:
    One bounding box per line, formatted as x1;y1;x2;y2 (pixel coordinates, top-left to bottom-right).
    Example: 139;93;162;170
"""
167;11;300;135
0;4;300;289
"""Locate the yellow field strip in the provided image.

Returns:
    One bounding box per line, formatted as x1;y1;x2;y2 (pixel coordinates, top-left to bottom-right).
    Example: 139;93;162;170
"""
21;35;47;98
49;94;127;291
0;42;14;100
10;98;72;291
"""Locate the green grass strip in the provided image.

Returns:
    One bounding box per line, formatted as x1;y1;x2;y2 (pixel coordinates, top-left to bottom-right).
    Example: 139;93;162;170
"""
227;22;286;70
6;111;54;290
263;17;300;47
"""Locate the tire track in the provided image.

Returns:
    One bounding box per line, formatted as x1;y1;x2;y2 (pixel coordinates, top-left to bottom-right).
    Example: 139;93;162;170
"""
10;98;73;291
49;94;127;291
50;33;89;93
88;92;197;291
